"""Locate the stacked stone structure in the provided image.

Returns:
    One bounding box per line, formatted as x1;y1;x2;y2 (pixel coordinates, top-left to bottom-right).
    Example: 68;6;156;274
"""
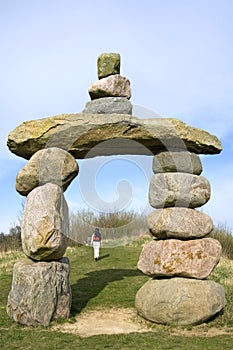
7;148;78;326
6;53;225;327
135;150;226;325
83;52;133;115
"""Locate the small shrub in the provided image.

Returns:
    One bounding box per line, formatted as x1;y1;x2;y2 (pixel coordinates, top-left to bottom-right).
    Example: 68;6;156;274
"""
69;209;148;246
210;223;233;259
0;225;22;253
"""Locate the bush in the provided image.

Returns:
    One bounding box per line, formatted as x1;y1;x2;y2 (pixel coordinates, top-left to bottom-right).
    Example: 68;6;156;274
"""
69;209;148;246
0;225;22;253
210;223;233;259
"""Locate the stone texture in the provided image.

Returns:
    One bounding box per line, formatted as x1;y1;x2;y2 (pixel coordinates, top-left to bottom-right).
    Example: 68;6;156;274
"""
88;74;131;100
135;277;226;326
137;238;222;279
82;97;132;115
16;147;79;196
21;183;69;261
149;173;211;208
7;114;222;160
97;52;121;79
147;208;213;239
153;150;202;174
7;258;71;326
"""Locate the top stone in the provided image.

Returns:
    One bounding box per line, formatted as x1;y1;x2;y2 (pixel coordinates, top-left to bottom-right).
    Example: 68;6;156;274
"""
97;53;121;79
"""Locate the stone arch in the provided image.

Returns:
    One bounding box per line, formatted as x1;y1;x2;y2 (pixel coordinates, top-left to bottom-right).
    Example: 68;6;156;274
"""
6;116;225;327
6;52;225;327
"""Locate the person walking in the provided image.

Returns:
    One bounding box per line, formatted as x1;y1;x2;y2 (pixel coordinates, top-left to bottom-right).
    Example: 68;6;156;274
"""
91;228;102;261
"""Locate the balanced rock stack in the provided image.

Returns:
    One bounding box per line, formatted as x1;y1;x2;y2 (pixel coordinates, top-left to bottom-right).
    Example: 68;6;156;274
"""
135;150;226;326
6;52;225;327
83;52;133;115
6;147;79;326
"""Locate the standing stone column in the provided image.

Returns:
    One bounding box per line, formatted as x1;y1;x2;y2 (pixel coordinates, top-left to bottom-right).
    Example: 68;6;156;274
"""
135;150;226;326
7;147;78;326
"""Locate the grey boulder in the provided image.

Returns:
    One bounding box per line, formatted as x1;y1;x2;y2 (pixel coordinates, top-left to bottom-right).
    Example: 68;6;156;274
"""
135;277;226;326
21;183;69;261
147;208;213;239
149;173;211;208
153;150;202;174
16;147;79;196
7;258;71;326
82;97;132;115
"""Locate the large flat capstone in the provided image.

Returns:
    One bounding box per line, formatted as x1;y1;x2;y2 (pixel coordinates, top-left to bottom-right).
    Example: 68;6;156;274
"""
7;114;222;160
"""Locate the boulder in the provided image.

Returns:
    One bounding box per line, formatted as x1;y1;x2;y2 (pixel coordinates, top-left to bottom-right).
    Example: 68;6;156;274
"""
135;277;226;326
147;208;213;239
137;238;222;279
97;52;121;79
21;183;69;261
149;173;211;208
16;147;79;196
7;257;71;326
83;97;132;115
153;150;202;174
88;74;131;100
7;114;222;160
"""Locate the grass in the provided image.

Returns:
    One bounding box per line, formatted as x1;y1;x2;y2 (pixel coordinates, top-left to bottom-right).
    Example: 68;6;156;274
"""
1;242;233;349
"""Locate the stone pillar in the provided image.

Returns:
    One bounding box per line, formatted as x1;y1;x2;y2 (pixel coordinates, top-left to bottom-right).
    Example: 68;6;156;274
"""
7;147;78;326
135;150;226;326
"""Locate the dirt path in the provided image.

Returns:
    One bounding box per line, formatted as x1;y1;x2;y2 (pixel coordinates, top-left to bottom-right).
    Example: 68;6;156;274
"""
52;308;150;337
51;308;233;338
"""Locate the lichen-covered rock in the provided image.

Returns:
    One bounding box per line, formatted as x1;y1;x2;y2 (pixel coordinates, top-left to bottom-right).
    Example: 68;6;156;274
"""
16;147;78;196
21;183;69;261
83;97;132;115
147;208;213;239
135;277;226;326
88;74;131;100
7;258;71;326
153;150;202;174
7;114;222;160
97;52;121;79
149;173;211;208
137;238;222;279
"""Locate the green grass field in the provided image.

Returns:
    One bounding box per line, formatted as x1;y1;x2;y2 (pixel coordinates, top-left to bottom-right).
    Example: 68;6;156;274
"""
1;243;233;350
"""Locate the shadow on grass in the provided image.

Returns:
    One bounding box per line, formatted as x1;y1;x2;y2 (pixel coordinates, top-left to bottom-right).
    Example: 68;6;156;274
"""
71;268;143;316
98;254;110;260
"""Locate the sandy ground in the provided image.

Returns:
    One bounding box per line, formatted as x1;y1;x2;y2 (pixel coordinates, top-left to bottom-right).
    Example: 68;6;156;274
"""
51;307;233;338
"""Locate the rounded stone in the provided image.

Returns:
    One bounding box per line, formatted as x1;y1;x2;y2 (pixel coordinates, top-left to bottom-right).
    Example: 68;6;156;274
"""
153;150;202;174
16;147;79;196
137;237;222;279
88;74;131;100
97;52;121;79
82;97;132;115
147;208;213;239
149;173;211;208
135;278;226;326
21;183;69;261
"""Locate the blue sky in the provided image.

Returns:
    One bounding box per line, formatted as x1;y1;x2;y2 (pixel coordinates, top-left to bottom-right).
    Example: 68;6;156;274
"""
1;0;233;233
